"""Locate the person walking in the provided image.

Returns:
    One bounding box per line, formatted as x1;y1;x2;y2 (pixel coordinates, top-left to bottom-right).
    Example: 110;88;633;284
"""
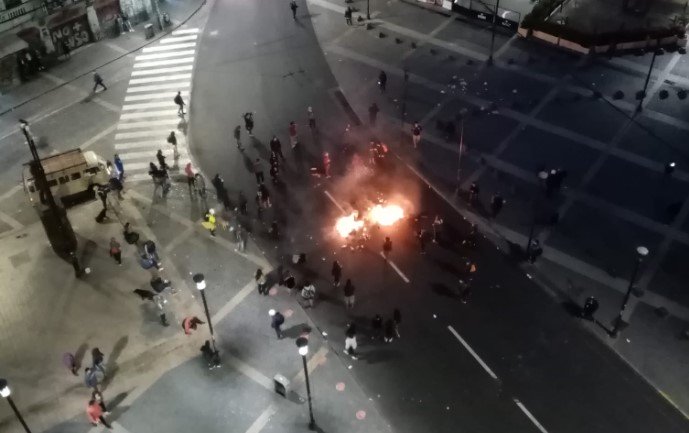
288;121;299;148
235;224;247;252
344;324;358;359
269;309;285;339
238;191;248;215
107;161;124;199
109;238;122;265
143;240;162;269
154;292;169;326
383;236;392;260
243;112;254;136
411;122;422;148
233;125;243;150
203;208;217;236
114;154;124;183
418;229;427;254
490;193;505;218
184;162;196;192
91;348;105;373
212;174;225;203
255;268;268;295
378;70;387;93
432;215;443;243
174;91;186;116
393;308;401;339
270;136;286;161
301;281;316;308
331;260;342;286
156;150;169;172
290;0;298;19
469;182;480;206
87;398;112;429
182;316;205;335
307;106;316;129
384;318;395;343
344;6;353;25
84;367;101;393
527;239;543;264
167;131;179;160
371;314;383;341
323;152;331;178
343;278;355;309
368;102;379;126
63;352;79;376
93;72;107;92
253;158;265;184
269;156;280;184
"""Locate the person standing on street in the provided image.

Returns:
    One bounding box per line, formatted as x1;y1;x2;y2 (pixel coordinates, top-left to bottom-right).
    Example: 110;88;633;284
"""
255;268;268;295
234;125;243;150
156;149;168;171
411;122;422;148
87;398;111;429
384;318;395;343
91;348;105;373
307;106;316;129
288;121;299;148
270;135;286;161
167;131;179;160
344;7;353;25
269;309;285;339
243;112;254;136
211;174;225;203
93;72;107;93
203;208;217;236
371;314;383;340
383;236;392;260
344;324;358;359
393;308;401;339
418;229;427;254
107;161;124;199
290;0;298;19
490;193;505;218
254;158;265;184
174;91;185;116
182;316;205;335
527;239;543;264
469;182;480;206
109;238;122;265
343;278;355;309
114;154;124;183
184;162;195;192
368;102;379;126
323;152;332;178
301;280;316;308
235;224;247;252
238;191;248;215
331;260;342;286
378;70;387;93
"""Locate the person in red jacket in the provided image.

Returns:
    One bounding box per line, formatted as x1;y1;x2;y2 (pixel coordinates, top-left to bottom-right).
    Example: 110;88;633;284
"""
182;316;205;335
87;398;111;428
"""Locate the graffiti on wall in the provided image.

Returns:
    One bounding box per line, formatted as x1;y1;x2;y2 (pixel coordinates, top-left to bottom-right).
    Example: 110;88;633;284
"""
51;18;91;50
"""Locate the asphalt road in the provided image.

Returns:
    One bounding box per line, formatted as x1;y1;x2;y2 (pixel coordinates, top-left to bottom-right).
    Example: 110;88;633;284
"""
189;0;689;432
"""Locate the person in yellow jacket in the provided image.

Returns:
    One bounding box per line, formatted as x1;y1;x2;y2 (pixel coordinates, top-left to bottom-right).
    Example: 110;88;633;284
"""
202;208;217;236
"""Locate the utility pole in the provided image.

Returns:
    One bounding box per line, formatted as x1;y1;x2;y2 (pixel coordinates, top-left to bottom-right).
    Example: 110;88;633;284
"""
487;0;501;65
636;40;660;113
454;120;464;196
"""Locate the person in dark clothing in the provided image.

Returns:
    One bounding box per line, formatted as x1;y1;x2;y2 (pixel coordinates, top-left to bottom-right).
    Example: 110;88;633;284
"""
290;0;298;19
384;318;395;343
378;70;387;93
418;230;427;254
469;182;479;206
93;72;107;92
61;39;71;59
254;158;265;184
243;112;254;135
343;279;355;309
97;185;109;210
156;150;168;170
238;191;248;215
491;193;504;217
369;103;379;126
270;136;286;161
371;314;383;340
212;174;225;203
527;239;543;264
233;125;243;150
91;348;105;372
383;236;392;259
331;260;342;286
174;91;185;115
344;7;353;25
269;309;285;339
270;221;279;240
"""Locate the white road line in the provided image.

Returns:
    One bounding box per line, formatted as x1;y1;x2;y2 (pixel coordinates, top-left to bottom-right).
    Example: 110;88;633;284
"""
379;252;410;283
129;73;193;85
118;148;189;162
120;109;180;119
117;119;181;130
160;34;198;43
447;325;498;380
122;100;179;110
514;399;549;433
131;65;194;76
245;405;277;433
114;139;165;149
142;42;197;53
135;49;196;61
324;190;345;213
212;280;256;324
172;28;200;35
126;82;191;93
124;91;189;102
134;57;195;69
125;172;154;183
116;129;178;140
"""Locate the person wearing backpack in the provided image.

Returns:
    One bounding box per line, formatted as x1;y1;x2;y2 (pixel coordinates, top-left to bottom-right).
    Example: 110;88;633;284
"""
174;91;185;116
269;309;285;339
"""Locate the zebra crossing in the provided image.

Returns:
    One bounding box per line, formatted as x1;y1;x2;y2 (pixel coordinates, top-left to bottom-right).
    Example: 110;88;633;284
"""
115;27;199;183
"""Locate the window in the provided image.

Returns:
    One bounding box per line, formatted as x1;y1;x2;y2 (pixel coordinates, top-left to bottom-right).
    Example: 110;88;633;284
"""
4;0;23;10
59;176;68;184
71;172;81;180
85;167;99;174
48;179;58;187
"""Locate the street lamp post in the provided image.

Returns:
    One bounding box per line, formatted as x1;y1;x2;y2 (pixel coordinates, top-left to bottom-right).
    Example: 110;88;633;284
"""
0;379;33;433
296;337;316;431
610;246;649;338
193;273;220;363
487;0;501;65
454;119;465;196
636;41;660;113
366;0;370;19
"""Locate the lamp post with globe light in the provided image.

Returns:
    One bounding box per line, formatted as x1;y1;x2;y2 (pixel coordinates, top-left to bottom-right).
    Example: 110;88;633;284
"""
296;337;316;430
610;246;649;338
193;273;220;364
0;379;33;433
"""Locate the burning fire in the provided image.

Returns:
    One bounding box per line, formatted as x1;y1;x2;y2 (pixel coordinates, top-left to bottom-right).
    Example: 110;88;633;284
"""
368;204;404;226
335;212;365;238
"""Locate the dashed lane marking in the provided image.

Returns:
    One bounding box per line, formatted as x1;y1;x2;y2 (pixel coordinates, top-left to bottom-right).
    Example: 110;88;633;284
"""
514;399;549;433
448;325;498;380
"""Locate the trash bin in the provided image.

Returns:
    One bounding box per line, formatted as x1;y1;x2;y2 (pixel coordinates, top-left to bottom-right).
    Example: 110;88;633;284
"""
582;296;599;320
273;374;290;397
144;23;154;39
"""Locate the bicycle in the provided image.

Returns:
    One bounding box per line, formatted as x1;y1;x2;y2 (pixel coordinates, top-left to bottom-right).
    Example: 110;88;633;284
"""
194;173;207;198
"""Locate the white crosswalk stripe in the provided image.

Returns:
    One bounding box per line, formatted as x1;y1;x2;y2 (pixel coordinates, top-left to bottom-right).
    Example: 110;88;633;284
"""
114;27;198;182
